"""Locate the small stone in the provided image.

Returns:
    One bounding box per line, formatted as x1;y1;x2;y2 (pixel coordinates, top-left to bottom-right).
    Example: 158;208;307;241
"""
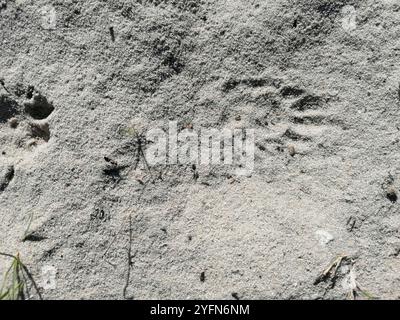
315;230;334;245
288;144;296;156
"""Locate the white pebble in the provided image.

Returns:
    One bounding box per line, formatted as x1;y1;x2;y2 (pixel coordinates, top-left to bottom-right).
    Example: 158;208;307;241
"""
315;230;334;245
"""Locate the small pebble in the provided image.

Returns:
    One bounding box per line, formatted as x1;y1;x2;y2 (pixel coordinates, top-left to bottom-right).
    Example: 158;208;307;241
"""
315;230;334;245
288;144;296;156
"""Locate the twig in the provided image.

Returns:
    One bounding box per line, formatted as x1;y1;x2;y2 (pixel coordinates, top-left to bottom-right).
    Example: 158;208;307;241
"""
314;254;348;285
123;214;135;300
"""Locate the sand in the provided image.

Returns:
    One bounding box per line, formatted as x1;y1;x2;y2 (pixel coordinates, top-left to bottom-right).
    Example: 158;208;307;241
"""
0;0;400;299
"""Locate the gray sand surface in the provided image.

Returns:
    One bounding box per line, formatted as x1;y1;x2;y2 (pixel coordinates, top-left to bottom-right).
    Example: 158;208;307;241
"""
1;0;400;299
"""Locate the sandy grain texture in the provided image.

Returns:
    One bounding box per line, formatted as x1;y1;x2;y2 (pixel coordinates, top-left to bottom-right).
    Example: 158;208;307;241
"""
1;0;400;299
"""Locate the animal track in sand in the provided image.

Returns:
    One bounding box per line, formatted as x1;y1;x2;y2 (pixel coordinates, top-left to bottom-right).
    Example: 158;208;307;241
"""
221;76;345;156
276;85;344;150
23;92;54;120
0;82;55;171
